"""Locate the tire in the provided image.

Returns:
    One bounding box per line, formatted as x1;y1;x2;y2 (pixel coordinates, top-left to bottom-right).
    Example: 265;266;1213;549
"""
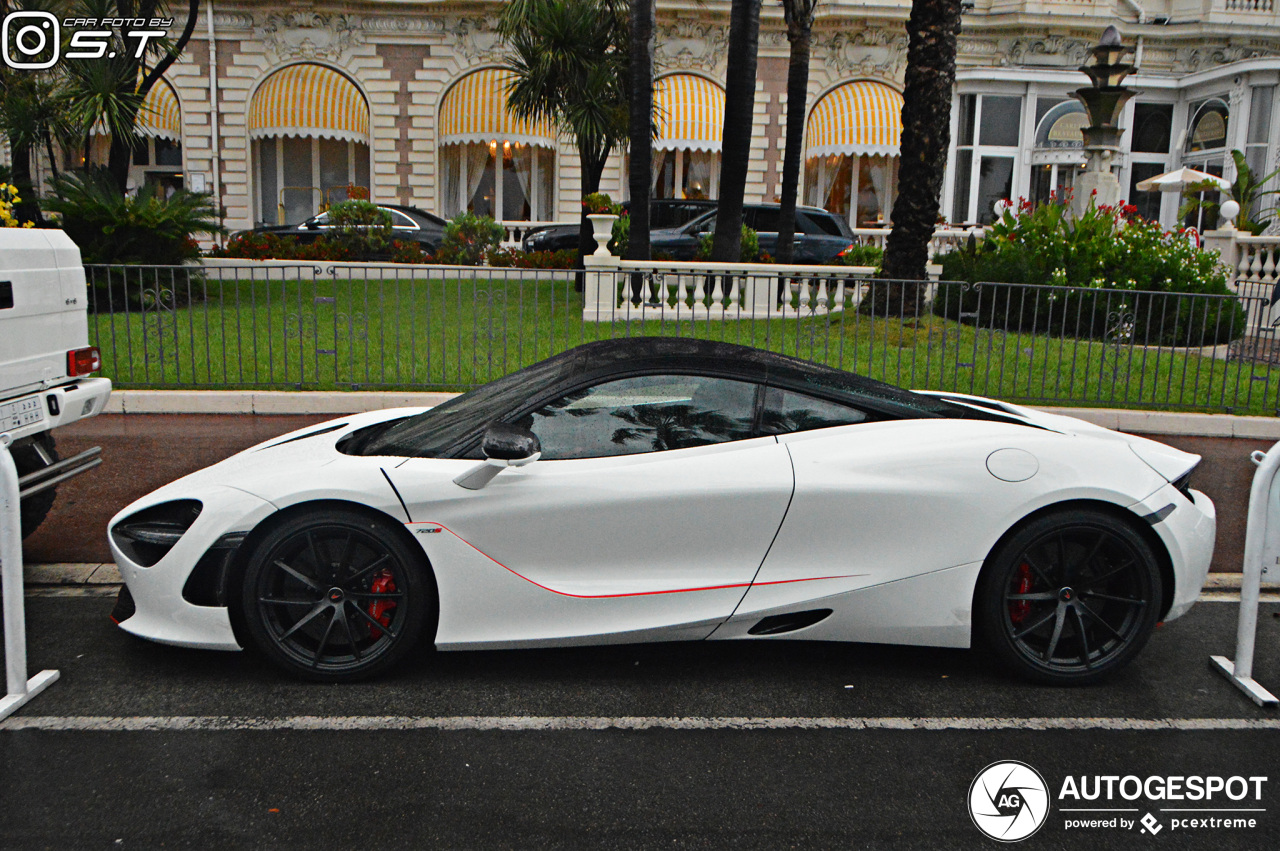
11;433;59;539
239;508;435;682
974;508;1163;685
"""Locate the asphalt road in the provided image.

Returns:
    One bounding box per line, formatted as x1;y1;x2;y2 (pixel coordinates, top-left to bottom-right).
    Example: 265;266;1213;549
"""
2;593;1279;849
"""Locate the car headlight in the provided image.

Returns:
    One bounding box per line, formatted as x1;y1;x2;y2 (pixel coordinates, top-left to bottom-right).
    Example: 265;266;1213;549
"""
111;499;203;567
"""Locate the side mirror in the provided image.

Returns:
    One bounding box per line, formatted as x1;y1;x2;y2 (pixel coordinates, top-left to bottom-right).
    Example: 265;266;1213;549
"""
482;422;541;465
454;423;542;490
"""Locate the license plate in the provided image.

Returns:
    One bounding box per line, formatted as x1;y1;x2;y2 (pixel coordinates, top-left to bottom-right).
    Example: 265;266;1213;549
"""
0;395;45;431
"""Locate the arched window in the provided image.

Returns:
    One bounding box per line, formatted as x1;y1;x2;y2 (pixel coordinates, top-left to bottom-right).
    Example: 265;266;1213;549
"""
1028;100;1085;207
87;79;184;195
1182;97;1231;231
248;64;371;226
804;81;902;228
438;68;556;222
652;74;724;200
1186;99;1229;154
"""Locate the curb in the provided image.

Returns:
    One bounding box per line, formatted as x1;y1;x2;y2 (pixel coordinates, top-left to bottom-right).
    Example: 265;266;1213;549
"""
19;563;1275;592
101;390;1280;440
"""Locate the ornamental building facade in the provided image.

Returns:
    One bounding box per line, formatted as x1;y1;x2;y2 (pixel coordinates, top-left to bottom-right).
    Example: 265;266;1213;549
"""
34;0;1280;234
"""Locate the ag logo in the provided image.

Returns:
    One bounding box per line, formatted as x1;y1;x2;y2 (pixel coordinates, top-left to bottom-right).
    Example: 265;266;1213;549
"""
968;760;1050;842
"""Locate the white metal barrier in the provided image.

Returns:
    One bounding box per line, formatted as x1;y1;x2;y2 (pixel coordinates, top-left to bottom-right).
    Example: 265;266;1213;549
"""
1210;443;1280;707
0;433;59;722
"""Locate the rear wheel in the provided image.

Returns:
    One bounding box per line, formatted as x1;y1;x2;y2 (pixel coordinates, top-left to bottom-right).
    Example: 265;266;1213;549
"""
975;509;1162;685
240;508;434;682
11;433;59;539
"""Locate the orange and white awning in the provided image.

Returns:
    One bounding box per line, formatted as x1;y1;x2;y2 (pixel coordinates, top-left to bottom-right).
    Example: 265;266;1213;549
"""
248;64;369;143
805;81;903;158
91;80;182;141
654;74;725;152
137;81;181;141
438;68;555;146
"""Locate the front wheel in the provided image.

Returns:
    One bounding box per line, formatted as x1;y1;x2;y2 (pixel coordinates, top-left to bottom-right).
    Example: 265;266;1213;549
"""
240;509;434;682
11;433;59;539
975;509;1163;685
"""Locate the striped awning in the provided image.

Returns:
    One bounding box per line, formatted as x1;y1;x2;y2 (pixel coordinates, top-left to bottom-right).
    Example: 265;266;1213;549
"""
90;80;181;141
438;68;555;146
248;64;369;143
805;81;903;158
137;81;181;141
654;74;725;153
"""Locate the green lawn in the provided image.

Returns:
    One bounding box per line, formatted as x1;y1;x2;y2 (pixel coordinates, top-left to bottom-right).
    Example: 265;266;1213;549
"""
87;274;1280;415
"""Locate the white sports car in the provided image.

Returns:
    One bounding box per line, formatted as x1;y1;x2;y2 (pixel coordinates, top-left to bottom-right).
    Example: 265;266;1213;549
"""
108;338;1216;684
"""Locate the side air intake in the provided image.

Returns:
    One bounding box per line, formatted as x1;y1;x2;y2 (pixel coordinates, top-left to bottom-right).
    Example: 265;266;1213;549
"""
748;609;833;636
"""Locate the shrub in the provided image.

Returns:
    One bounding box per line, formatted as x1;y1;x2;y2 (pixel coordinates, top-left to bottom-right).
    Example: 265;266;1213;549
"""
389;239;430;264
935;198;1246;346
695;225;760;263
211;232;353;261
326;199;393;257
0;182;34;228
434;211;504;265
835;243;884;267
582;192;618;215
486;247;577;269
43;168;224;265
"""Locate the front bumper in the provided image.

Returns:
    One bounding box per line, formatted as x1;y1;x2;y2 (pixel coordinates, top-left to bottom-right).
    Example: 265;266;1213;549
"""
1146;485;1216;622
110;486;277;651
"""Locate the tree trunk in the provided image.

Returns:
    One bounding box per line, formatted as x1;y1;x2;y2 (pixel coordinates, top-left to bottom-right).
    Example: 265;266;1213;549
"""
625;0;655;264
880;0;963;306
710;0;761;263
7;141;42;225
775;4;814;266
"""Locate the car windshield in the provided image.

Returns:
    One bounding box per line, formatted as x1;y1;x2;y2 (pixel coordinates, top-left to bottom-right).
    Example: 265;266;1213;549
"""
350;354;577;457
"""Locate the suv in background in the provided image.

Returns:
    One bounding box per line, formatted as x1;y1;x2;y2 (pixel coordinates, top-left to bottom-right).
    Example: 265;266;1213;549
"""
522;199;717;252
651;204;855;264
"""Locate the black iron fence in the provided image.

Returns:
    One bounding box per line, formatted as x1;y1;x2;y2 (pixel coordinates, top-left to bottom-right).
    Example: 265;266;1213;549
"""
84;261;1280;415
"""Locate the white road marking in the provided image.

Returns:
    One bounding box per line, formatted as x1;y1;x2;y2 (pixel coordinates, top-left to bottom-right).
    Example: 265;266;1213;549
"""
3;716;1280;732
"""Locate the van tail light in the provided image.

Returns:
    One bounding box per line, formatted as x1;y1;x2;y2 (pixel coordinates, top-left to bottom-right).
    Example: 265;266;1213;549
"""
67;346;101;376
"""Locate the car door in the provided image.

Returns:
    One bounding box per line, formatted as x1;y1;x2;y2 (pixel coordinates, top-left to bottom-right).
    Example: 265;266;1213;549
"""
387;373;795;644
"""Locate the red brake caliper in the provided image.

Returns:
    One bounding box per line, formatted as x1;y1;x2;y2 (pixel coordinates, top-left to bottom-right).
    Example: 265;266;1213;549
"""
367;569;397;639
1009;563;1033;625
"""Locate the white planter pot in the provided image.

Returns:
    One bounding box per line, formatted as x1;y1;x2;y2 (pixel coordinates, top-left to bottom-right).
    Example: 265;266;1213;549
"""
586;214;618;256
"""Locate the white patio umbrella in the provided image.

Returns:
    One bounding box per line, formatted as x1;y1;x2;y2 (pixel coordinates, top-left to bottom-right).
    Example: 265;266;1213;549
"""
1135;167;1231;193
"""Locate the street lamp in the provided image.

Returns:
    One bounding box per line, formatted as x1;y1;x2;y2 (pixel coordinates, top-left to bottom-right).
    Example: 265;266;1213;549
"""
1071;26;1138;215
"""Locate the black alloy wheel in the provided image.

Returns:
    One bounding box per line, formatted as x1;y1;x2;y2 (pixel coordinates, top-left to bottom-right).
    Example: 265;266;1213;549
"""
241;509;433;681
976;509;1163;684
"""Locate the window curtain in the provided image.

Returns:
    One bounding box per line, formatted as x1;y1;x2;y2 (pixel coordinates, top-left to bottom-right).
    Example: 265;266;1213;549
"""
441;147;459;215
684;151;712;200
652;149;672;195
807;156;842;213
465;144;491;211
867;155;893;224
511;144;534;220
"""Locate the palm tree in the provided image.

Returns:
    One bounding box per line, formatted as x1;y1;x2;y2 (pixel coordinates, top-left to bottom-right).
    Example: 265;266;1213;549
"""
625;0;656;263
60;0;201;192
880;0;963;296
774;0;818;265
709;0;762;263
498;0;630;266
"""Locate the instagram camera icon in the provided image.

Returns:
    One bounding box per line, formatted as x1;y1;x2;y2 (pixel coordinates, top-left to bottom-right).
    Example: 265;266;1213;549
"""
2;11;60;70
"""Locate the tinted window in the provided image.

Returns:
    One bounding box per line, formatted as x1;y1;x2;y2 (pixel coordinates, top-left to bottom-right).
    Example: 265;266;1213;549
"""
761;387;868;435
751;209;779;232
349;355;576;457
515;374;758;460
799;212;842;236
389;210;418;229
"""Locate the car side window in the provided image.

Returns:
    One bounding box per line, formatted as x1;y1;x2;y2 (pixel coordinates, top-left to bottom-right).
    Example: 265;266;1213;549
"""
801;213;843;236
515;374;759;460
751;209;779;233
760;387;868;435
388;210;418;229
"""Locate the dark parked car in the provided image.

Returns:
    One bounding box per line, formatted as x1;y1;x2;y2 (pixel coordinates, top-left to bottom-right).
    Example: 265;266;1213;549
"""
651;204;855;264
248;204;447;256
522;199;717;252
523;201;854;264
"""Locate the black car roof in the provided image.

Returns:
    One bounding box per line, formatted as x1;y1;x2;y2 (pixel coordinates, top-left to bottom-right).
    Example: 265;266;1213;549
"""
545;338;947;415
